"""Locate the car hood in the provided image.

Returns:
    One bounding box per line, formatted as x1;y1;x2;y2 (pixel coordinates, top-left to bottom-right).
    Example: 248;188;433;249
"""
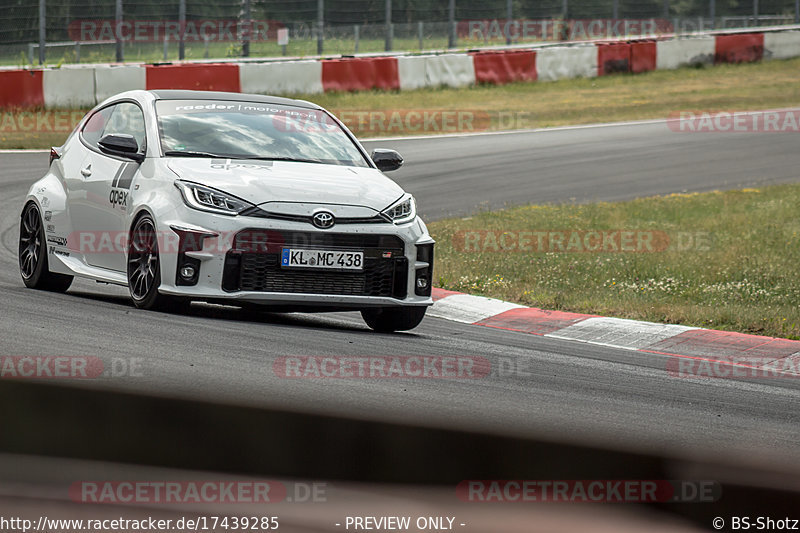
166;158;405;212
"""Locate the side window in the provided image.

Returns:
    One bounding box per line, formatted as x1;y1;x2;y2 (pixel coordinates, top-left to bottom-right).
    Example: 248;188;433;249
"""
103;103;147;153
81;106;115;148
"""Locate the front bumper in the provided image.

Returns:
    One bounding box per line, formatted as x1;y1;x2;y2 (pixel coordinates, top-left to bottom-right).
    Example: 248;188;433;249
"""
155;205;434;308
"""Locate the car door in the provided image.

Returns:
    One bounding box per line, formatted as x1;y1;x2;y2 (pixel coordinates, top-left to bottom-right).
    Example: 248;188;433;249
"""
68;102;146;272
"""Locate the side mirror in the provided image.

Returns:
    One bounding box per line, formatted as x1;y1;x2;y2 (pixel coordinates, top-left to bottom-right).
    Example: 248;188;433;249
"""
98;134;144;163
371;149;403;172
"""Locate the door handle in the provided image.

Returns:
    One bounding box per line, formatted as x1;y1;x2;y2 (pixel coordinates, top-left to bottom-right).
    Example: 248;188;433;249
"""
80;165;92;177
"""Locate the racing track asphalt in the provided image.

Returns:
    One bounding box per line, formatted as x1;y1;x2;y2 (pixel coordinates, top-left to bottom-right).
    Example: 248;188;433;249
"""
1;119;800;466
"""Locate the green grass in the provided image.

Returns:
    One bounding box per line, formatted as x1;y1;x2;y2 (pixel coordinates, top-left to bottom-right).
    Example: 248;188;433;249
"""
429;185;800;339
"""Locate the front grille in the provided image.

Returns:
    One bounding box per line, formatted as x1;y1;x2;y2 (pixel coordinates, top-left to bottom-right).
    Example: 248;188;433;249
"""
223;230;408;299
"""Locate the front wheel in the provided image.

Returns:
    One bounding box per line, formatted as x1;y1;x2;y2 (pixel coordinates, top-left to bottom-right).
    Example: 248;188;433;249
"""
18;202;73;292
127;215;187;312
361;306;427;333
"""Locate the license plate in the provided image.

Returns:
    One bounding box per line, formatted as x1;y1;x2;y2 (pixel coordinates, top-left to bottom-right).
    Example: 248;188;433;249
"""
281;248;364;271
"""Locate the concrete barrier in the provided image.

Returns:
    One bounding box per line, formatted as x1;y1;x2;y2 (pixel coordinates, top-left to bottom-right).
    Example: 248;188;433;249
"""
240;59;323;95
655;36;715;69
1;27;799;110
536;45;598;81
43;67;96;108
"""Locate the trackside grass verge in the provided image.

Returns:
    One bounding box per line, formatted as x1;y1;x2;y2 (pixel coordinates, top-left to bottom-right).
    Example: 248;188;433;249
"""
428;184;800;339
3;56;800;149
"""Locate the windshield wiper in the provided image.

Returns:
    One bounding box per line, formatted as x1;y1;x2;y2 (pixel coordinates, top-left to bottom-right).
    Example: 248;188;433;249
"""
237;156;324;164
163;152;323;164
163;150;230;158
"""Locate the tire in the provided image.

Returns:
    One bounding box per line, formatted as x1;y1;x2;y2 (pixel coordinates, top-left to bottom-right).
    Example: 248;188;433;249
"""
361;306;427;333
127;214;188;312
18;202;73;292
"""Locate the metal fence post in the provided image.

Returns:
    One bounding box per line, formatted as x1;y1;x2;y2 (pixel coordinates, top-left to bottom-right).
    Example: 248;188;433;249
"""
709;0;715;29
38;0;45;65
317;0;324;55
354;25;359;53
448;0;456;48
115;0;123;62
663;0;669;18
562;0;568;19
385;0;392;52
753;0;759;26
506;0;512;45
796;0;799;24
241;0;250;58
179;0;186;59
418;21;423;50
612;0;619;20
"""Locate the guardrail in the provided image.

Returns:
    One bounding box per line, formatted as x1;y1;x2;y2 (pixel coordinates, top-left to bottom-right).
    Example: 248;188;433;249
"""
1;26;799;109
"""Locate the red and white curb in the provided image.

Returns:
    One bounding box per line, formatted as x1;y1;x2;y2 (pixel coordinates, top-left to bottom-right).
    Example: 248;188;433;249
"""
430;288;800;376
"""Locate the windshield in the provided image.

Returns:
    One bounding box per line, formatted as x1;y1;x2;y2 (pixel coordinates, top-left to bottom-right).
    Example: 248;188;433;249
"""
155;99;370;167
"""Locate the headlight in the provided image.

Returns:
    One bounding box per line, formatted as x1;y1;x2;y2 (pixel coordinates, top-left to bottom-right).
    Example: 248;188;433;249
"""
174;181;254;216
382;195;416;224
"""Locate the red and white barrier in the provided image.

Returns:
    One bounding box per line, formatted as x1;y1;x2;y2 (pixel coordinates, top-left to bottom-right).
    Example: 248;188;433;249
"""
397;54;476;90
630;40;657;73
471;50;537;84
536;45;597;81
321;57;399;92
655;36;715;70
95;64;146;102
1;28;799;109
239;60;323;95
145;62;241;92
714;32;764;63
0;70;43;108
765;30;800;59
43;67;96;108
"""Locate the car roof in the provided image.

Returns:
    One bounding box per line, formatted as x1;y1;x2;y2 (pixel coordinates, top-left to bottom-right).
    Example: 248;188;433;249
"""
148;90;322;111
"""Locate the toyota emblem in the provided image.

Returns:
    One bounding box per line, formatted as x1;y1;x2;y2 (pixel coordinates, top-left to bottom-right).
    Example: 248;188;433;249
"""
312;211;335;229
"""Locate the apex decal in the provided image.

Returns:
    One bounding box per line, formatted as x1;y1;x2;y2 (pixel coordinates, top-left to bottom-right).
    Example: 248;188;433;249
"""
109;189;128;209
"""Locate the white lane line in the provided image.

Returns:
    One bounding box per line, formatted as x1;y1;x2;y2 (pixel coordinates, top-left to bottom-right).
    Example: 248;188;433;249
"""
544;316;699;351
0;149;49;153
428;293;524;324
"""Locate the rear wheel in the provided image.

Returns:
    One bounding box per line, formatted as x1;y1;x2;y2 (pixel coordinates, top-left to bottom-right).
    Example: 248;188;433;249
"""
18;202;73;292
361;306;427;333
127;215;187;312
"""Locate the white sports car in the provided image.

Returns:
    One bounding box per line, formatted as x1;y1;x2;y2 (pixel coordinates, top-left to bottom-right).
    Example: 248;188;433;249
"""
19;90;434;332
